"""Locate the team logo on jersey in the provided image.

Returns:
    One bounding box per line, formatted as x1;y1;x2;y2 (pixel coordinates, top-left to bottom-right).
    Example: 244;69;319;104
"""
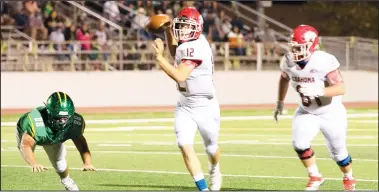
309;69;317;73
292;76;315;83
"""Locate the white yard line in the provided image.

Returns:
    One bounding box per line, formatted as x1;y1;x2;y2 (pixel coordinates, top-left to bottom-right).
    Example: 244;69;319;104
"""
1;139;377;147
79;127;378;132
1;113;377;126
1;164;377;183
97;144;132;147
2;149;378;162
349;120;378;123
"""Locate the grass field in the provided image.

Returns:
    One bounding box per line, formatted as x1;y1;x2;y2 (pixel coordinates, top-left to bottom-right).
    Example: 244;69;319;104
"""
1;108;378;191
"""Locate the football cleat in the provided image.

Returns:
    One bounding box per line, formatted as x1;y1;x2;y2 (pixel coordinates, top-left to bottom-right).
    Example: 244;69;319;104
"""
209;169;222;191
61;177;79;191
305;174;324;191
343;176;356;191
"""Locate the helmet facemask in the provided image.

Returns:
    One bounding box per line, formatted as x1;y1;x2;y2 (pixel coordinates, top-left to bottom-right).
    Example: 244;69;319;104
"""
173;17;201;42
288;41;313;62
47;109;73;131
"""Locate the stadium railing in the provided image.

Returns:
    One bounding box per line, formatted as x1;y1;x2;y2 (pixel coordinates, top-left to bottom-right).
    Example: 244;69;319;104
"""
0;39;288;72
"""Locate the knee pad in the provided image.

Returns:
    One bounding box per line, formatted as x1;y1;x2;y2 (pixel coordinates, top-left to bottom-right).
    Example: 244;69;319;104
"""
205;144;219;156
295;148;314;160
55;159;67;173
337;155;352;167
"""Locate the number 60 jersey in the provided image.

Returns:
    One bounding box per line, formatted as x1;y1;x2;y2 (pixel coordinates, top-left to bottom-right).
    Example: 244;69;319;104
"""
280;50;343;114
174;34;216;107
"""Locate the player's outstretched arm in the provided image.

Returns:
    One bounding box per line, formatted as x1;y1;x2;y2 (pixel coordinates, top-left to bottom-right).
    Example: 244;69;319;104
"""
164;22;178;57
18;132;48;172
323;69;345;97
278;72;290;102
153;38;193;83
274;72;290;122
72;135;96;171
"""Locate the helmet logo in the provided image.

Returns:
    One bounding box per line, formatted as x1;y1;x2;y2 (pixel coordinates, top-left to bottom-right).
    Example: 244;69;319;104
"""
303;31;317;42
59;111;69;115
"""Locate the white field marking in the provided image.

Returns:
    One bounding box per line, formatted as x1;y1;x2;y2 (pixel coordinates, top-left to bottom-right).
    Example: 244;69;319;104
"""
1;113;377;127
268;135;379;141
1;140;377;147
350;120;378;123
1;133;377;142
2;148;377;162
1;164;378;183
97;144;132;147
86;126;171;132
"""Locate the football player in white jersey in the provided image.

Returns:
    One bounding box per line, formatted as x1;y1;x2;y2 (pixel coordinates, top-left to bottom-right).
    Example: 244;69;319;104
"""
152;7;222;191
273;25;356;191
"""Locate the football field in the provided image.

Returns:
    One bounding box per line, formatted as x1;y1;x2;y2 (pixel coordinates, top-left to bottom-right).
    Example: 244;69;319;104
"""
1;108;378;191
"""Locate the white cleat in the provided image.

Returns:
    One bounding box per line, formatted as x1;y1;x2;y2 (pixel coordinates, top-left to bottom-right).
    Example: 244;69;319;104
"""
209;169;222;191
61;177;79;191
305;174;325;191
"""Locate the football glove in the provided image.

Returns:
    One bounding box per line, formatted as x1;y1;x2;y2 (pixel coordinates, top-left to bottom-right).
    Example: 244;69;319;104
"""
273;100;284;123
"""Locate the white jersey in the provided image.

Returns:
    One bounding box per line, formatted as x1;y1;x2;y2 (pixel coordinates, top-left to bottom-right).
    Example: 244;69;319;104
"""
280;50;343;114
174;34;216;107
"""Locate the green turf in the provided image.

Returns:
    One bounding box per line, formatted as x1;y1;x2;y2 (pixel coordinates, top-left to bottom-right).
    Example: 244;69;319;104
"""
1;109;378;190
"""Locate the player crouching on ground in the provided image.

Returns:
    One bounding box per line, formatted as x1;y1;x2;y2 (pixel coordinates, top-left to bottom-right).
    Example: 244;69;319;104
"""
273;25;356;191
152;7;222;191
16;92;96;191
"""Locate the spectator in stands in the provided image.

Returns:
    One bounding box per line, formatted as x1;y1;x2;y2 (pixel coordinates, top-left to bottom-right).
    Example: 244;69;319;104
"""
261;23;277;56
89;35;101;71
43;1;54;19
221;17;232;41
76;22;92;61
63;19;75;41
95;21;109;60
1;1;14;25
166;9;173;20
132;7;151;40
154;1;170;14
6;1;23;16
49;22;68;60
228;26;246;56
231;14;244;31
214;10;227;42
44;10;58;35
172;2;181;17
203;11;214;37
27;4;48;40
103;1;121;23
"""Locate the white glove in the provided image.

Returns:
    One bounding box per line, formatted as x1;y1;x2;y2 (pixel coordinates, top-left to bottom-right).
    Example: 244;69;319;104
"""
298;84;324;97
273;101;284;123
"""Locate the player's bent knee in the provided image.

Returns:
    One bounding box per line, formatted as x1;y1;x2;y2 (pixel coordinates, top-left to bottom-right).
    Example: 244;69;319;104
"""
55;159;67;173
295;148;314;160
205;144;219;156
336;155;352;167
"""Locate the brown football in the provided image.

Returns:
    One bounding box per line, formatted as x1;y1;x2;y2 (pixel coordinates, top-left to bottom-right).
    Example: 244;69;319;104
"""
144;14;171;34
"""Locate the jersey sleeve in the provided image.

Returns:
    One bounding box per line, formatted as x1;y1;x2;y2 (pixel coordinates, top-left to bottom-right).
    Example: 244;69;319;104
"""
16;113;35;148
325;55;341;73
279;54;291;79
70;113;86;139
177;43;203;68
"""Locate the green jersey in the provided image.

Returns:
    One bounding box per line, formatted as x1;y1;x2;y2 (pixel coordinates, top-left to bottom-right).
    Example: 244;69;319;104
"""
16;106;86;146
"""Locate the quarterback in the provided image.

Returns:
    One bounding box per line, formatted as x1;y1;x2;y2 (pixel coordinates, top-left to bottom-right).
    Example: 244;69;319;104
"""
274;25;356;191
16;92;96;191
152;7;222;191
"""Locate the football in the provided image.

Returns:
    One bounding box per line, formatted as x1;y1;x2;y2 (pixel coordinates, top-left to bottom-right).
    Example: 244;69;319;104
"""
144;14;171;34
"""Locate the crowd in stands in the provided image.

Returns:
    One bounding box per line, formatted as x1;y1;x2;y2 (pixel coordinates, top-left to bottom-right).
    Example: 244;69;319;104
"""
1;1;282;71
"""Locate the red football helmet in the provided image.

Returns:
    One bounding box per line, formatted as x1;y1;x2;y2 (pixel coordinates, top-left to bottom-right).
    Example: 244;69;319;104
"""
172;7;203;43
288;25;319;62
